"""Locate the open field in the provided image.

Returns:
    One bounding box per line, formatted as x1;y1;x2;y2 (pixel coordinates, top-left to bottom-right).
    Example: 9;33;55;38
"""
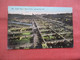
8;13;73;49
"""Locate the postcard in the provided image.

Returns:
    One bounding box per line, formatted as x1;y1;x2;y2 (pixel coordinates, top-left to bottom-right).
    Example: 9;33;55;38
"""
8;6;73;49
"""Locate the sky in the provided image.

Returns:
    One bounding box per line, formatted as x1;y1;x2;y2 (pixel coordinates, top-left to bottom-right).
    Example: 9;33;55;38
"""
8;6;72;15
